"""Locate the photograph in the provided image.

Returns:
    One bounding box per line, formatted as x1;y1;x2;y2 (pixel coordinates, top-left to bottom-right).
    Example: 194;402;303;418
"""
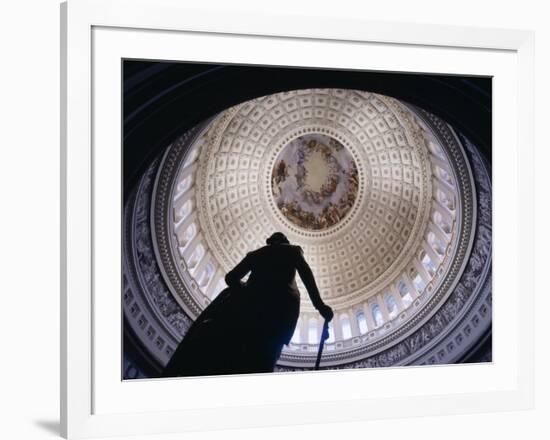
121;61;492;379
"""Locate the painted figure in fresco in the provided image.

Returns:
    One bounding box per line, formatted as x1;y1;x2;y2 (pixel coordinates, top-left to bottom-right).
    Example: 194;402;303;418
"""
271;134;359;231
162;232;333;377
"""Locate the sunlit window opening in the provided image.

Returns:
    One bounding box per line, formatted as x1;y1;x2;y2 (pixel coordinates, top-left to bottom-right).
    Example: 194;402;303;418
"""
187;244;205;269
183;144;200;167
421;252;437;276
412;271;426;293
436;166;453;186
211;278;226;299
428;231;446;256
327;321;335;343
427;140;445;158
308;318;318;344
178;199;193;220
180;223;196;247
434;211;452;234
398;280;413;307
197;262;215;288
177;175;193;194
341;314;352;339
372;304;384;328
385;293;398;319
356;310;368;334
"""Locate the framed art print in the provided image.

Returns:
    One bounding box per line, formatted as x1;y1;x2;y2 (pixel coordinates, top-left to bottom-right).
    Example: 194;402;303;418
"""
61;0;534;438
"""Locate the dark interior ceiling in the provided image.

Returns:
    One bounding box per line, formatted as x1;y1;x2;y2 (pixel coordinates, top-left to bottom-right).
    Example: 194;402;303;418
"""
123;60;491;199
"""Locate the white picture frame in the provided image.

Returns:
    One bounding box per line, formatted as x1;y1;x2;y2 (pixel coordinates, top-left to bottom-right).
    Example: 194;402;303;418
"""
61;0;535;438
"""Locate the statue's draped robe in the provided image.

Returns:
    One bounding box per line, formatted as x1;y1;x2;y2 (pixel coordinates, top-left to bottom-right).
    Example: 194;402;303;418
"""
162;243;324;377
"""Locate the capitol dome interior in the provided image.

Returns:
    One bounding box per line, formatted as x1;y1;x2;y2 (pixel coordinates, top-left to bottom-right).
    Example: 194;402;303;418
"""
122;62;492;378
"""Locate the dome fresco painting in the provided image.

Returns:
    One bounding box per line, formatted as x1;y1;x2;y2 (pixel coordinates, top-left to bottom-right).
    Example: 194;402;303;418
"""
122;63;492;378
271;133;359;231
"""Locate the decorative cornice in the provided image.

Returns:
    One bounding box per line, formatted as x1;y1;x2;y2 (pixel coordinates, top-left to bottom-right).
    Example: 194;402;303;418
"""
123;159;192;366
151;125;207;320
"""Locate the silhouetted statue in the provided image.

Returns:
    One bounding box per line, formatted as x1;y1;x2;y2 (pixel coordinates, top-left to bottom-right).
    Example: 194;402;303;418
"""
162;232;333;377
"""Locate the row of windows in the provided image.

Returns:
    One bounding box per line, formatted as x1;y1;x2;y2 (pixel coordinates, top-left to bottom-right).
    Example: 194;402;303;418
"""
183;215;450;321
436;187;456;213
175;145;227;299
434;206;453;235
427;139;445;159
290;274;423;345
174;220;447;346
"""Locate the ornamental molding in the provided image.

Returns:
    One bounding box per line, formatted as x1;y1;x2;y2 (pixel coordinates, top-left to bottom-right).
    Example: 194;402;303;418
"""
123;159;192;366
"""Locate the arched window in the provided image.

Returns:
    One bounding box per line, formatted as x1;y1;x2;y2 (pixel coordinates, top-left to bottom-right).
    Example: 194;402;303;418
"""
291;318;301;344
436;166;453;186
384;294;398;319
178;199;192;220
308;318;318;344
371;304;384;328
181;223;196;247
421;252;436;276
177;175;193;194
341;314;352;339
183;144;200;167
198;261;215;287
211;278;226;299
436;188;455;211
412;271;426;293
398;280;413;307
356;310;368;334
434;211;452;234
187;244;204;269
327;321;335;343
428;231;445;256
427;141;445;158
436;188;448;205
